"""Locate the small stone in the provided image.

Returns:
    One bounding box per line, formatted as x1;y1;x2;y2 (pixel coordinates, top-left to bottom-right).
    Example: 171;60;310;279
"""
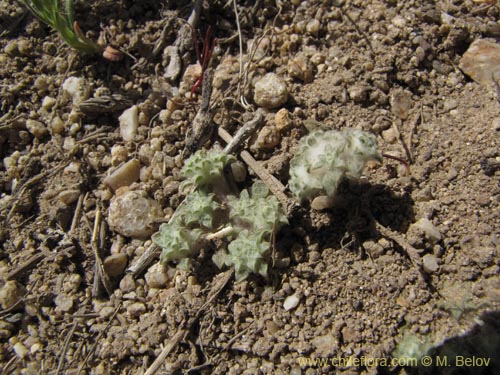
312;334;338;357
390;88;413;120
54;294;74;312
17;38;32;56
63;274;82;293
103;159;141;192
13;341;29;359
26;119;47;139
253;73;288;109
110;145;128;166
283;293;300;311
492;118;500;131
382;128;397;143
413;218;442;245
310;195;335;210
103;253;128;277
459;39;500;90
62;76;89;105
119;273;136;293
306;19;321;35
127;302;146;318
250;125;280;151
58;189;80;205
145;263;170;289
119;105;139;142
275;108;292;133
288;56;314;83
107;190;163;238
0;281;24;310
41;96;57;111
179;64;202;96
348;84;370;103
422;254;439;273
50;116;65;134
230;161;247;183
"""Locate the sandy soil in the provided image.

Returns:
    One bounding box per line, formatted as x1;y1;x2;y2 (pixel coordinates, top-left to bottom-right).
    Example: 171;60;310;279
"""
1;0;499;374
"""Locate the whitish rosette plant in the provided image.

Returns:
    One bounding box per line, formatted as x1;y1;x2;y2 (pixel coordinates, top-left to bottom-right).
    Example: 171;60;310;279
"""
288;129;382;202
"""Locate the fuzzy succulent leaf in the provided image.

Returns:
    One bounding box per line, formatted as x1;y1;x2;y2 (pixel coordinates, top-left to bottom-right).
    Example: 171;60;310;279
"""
152;221;203;263
228;181;288;236
179;190;220;229
226;230;269;281
180;149;235;190
288;129;382;201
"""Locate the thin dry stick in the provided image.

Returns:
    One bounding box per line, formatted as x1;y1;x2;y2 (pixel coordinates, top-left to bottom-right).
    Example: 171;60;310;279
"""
4;163;66;223
223;109;264;154
76;305;120;375
218;127;298;217
68;193;85;236
407;102;424;163
144;269;234;375
127;243;161;277
91;208;112;297
391;118;413;167
374;220;425;282
55;320;78;375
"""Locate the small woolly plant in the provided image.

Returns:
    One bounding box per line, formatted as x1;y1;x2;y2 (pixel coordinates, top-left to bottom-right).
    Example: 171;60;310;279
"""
152;149;287;281
288;129;382;203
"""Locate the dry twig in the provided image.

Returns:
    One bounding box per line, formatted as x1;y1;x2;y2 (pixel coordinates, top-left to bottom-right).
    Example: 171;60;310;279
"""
91;208;112;297
144;269;234;375
218;127;299;217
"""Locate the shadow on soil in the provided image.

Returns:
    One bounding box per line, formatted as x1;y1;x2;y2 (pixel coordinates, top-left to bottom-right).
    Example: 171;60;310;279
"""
393;310;500;375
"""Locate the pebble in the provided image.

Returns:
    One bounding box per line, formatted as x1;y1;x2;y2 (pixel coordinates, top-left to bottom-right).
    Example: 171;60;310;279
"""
119;105;139;142
250;125;280;151
63;273;82;293
230;161;247;183
103;159;141;192
41;96;57;111
54;294;74;312
58;189;80;205
274;108;292;132
283;293;300;311
310;195;335;210
390;88;413;120
422;254;439;273
312;334;338;356
459;39;500;90
145;263;170;289
13;341;30;359
119;273;136;293
103;253;128;277
348;84;370;103
62;76;89;105
306;19;321;35
253;73;288;109
288;56;314;83
0;280;24;310
50;116;65;134
127;302;146;318
26;119;47;139
107;190;163;238
111;145;128;166
492;118;500;131
179;64;202;96
413;218;442;245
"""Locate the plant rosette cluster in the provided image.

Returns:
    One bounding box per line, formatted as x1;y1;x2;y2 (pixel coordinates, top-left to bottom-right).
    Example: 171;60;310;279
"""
288;128;383;204
152;149;288;281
